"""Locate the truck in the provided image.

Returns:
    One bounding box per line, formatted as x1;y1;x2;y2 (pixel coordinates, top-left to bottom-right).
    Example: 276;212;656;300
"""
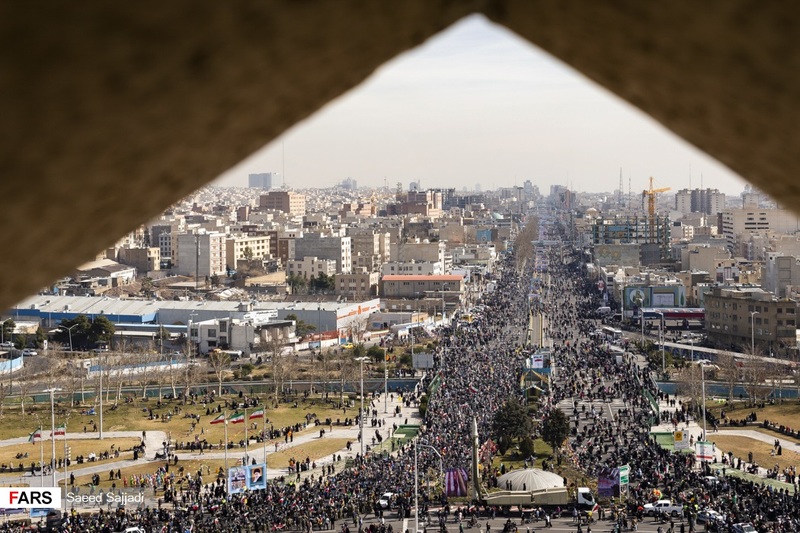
643;499;684;517
481;486;599;517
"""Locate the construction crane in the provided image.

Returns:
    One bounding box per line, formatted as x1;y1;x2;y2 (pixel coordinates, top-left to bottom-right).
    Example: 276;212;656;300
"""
642;177;670;240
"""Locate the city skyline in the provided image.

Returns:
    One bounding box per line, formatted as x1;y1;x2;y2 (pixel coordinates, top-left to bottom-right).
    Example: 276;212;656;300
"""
214;14;750;196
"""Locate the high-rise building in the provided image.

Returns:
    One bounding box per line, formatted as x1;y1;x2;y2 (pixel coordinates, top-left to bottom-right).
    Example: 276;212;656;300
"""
674;188;726;215
248;172;276;189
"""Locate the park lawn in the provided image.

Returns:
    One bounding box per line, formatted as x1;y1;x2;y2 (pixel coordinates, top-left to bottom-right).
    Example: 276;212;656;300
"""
707;401;800;432
0;437;140;468
0;391;354;445
71;459;228;490
707;434;800;472
267;438;349;470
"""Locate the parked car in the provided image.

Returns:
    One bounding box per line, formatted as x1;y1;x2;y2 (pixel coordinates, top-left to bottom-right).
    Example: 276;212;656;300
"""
643;499;684;517
377;492;395;510
21;349;37;356
695;509;725;529
731;524;756;533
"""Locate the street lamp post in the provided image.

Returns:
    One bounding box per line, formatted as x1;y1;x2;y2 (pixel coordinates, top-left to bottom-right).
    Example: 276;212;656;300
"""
355;356;368;459
45;388;62;487
656;312;665;372
750;311;760;355
60;324;79;353
417;440;443;495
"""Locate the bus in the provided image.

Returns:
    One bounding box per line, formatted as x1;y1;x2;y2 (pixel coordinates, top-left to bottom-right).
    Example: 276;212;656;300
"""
600;326;623;342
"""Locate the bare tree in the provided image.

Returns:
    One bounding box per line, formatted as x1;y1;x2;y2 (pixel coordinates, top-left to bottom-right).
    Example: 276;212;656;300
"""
0;381;8;417
334;351;357;408
134;345;158;400
717;352;740;401
17;365;33;418
743;362;769;406
208;350;231;396
266;330;290;402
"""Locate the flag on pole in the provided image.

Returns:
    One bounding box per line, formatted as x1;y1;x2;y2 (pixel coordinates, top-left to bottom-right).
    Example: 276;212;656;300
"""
249;409;264;420
210;414;226;425
54;424;66;437
28;427;41;443
229;412;245;424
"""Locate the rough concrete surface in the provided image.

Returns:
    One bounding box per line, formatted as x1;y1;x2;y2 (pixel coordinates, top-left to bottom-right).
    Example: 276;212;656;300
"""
2;1;799;311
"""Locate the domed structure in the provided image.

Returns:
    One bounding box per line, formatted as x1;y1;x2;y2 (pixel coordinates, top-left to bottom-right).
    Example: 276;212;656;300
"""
497;468;564;492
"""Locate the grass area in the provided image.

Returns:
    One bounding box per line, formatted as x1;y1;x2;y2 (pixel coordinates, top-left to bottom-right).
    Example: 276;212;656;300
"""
71;459;228;490
267;438;349;469
707;434;799;472
708;463;794;491
707;400;800;433
0;437;139;468
0;393;362;448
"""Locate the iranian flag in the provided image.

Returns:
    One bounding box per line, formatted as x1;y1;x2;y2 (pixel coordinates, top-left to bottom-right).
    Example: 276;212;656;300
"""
249;409;264;420
229;412;245;424
54;424;66;437
210;414;226;425
28;427;42;443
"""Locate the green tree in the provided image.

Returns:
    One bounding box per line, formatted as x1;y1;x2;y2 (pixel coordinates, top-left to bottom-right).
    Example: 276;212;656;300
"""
210;274;221;287
242;246;254;261
310;272;335;293
1;319;14;344
285;314;316;337
287;274;307;294
492;396;535;454
34;326;46;349
367;345;385;364
90;315;116;347
541;408;570;452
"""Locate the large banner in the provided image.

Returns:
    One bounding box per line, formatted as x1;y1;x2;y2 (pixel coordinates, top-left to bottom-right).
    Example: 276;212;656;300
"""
247;464;267;491
673;430;690;450
228;466;247;495
229;464;268;494
597;467;620;498
696;441;714;461
445;468;469;497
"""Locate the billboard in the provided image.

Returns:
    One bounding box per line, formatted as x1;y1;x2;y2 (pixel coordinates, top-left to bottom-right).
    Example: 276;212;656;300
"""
597;467;620;498
229;464;267;494
673;430;689;450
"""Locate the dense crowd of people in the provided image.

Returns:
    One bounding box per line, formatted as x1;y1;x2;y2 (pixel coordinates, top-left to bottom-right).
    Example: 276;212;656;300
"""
4;218;800;532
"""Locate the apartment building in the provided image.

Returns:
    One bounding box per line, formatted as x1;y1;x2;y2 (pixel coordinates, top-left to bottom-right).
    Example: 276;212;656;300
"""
381;261;443;277
294;234;352;274
175;231;228;277
226;234;271;263
674;188;726;215
118;247;161;274
286;256;337;280
335;271;379;301
703;286;797;353
718;208;800;256
259;190;306;216
763;253;800;298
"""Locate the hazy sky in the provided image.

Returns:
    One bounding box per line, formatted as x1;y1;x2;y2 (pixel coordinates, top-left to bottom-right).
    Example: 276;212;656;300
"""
214;15;750;195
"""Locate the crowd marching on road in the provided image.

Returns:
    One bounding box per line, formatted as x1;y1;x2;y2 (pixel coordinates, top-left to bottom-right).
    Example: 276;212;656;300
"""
7;219;800;532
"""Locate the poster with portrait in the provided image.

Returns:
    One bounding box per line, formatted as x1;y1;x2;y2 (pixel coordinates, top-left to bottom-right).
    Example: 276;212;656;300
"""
247;463;267;490
228;466;247;495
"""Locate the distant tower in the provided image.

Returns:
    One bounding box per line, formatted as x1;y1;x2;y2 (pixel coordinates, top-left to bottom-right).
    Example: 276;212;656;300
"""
618;168;623;208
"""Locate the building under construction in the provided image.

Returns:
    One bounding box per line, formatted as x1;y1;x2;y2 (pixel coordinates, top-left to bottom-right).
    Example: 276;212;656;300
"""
589;214;671;265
